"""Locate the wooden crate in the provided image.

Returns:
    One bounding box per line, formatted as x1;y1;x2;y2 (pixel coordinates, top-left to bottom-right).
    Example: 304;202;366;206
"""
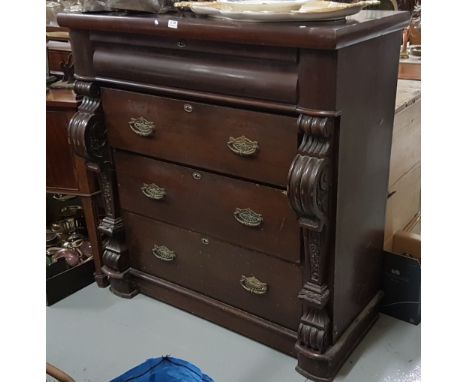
398;60;421;81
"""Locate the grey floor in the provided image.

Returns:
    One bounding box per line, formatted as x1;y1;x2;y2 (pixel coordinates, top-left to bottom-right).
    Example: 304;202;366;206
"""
47;284;420;382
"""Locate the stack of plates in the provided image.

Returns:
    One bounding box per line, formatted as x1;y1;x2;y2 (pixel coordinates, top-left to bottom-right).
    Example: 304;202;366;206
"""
175;0;381;22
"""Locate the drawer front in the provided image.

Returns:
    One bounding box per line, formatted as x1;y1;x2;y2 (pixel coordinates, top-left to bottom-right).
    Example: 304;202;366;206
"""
92;32;299;63
115;150;300;263
125;211;302;330
95;46;298;104
103;88;298;187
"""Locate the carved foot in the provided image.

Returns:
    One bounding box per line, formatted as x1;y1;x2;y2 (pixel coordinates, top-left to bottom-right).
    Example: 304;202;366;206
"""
101;264;138;298
101;222;138;299
105;269;138;299
94;272;109;288
295;292;382;382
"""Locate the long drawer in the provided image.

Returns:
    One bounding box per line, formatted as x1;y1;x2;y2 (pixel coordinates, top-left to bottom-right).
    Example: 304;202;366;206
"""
125;211;302;330
115;150;300;263
103;88;298;187
94;43;298;104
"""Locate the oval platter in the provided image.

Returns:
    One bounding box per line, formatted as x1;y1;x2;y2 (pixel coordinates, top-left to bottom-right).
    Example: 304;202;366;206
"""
180;1;381;22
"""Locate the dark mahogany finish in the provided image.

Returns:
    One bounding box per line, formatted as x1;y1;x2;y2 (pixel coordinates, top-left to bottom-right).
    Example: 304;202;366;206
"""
103;88;298;187
114;150;300;263
46;109;79;191
59;10;409;381
125;212;302;329
47;48;72;76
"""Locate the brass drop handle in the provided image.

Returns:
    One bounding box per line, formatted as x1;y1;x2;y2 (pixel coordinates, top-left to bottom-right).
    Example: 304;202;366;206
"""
240;275;268;295
129;116;155;137
234;208;263;227
227;136;259;157
152;245;176;262
141;183;166;200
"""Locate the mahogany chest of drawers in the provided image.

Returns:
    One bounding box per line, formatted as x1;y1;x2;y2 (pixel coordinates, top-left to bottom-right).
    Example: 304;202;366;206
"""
59;10;409;381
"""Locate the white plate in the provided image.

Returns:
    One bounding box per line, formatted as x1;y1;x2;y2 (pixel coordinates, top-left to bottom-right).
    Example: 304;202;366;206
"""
189;1;379;22
217;0;308;12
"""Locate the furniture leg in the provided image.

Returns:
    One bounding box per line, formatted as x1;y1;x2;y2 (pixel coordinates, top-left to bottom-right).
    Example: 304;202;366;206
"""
80;194;108;287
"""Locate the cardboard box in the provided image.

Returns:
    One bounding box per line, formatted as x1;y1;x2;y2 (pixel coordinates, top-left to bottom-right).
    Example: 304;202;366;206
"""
393;213;421;260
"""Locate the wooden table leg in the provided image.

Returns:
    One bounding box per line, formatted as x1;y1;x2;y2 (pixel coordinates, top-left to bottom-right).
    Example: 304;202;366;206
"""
80;195;109;287
46;363;76;382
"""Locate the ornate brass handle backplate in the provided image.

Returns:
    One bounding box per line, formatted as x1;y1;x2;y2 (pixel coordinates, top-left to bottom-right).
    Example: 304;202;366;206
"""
129;116;154;137
234;208;263;227
227;136;259;157
152;245;176;262
240;275;268;295
141;183;166;200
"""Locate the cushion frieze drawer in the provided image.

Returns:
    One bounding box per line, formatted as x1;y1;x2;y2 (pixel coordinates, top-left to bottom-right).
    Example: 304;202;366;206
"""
114;150;300;263
124;211;302;330
103;88;298;187
93;45;298;104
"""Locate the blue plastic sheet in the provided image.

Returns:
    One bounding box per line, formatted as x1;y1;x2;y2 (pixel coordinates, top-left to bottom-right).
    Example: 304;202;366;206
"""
111;356;214;382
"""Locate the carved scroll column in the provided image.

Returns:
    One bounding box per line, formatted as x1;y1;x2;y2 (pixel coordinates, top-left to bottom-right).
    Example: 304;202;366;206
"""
68;80;137;297
288;115;334;357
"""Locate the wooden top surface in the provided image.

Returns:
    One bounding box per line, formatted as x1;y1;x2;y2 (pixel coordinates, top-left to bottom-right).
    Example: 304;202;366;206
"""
46;88;79;108
58;10;409;50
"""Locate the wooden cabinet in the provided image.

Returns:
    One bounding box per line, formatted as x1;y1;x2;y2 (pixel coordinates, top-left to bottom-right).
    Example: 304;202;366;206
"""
59;10;409;381
46;108;78;191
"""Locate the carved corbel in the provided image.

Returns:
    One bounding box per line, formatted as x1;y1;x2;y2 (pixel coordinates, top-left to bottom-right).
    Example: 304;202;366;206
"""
68;80;137;297
288;115;334;354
